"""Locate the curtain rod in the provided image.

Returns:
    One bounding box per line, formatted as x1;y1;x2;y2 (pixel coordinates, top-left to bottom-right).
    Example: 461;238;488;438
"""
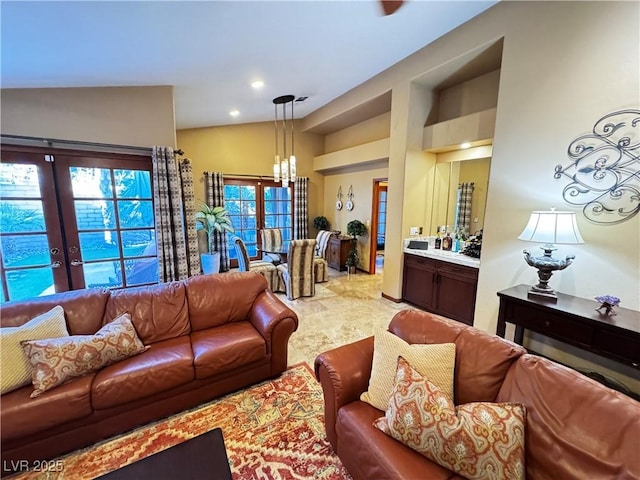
0;134;184;156
204;172;271;179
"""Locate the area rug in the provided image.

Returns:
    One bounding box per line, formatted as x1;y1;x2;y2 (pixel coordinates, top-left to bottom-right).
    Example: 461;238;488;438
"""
10;363;351;480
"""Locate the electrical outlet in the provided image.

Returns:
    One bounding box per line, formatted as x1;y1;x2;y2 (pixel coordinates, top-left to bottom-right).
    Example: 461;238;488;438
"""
410;227;419;235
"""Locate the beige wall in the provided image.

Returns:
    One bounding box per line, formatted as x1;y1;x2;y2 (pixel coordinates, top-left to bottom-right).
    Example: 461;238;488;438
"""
436;69;500;123
1;86;176;147
323;167;388;272
177;122;325;223
324;112;390;153
309;0;639;315
306;1;639;391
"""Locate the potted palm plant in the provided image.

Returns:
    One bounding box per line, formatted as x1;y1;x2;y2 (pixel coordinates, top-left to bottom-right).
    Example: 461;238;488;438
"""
195;204;234;274
345;219;367;274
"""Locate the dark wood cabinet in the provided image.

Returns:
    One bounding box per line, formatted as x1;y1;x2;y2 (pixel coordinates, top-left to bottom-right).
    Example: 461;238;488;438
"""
327;236;352;271
402;253;478;325
497;284;640;370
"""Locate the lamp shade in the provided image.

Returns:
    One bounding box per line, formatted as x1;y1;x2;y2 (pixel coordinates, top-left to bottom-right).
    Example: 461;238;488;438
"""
518;210;584;244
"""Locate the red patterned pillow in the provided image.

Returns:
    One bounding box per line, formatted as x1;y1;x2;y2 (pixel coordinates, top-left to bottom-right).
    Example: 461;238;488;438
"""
21;313;147;398
374;356;526;480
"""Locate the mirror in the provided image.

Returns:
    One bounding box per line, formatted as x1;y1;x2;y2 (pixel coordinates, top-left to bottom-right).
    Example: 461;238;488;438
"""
429;157;490;236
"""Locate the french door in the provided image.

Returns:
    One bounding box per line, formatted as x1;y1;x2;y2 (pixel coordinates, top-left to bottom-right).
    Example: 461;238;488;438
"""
0;146;158;303
224;179;293;267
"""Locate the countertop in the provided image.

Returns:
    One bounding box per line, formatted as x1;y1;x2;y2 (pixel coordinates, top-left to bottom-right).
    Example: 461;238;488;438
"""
403;238;480;269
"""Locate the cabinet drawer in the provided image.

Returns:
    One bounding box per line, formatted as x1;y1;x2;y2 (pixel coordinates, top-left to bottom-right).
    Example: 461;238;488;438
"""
404;254;437;270
437;261;478;282
593;329;640;367
510;303;595;346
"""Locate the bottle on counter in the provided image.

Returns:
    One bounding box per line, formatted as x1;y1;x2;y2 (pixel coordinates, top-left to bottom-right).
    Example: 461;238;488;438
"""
434;227;442;249
442;233;452;251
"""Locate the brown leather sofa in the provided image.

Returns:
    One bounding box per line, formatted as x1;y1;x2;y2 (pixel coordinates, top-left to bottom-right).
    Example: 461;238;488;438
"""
315;309;640;480
1;272;298;475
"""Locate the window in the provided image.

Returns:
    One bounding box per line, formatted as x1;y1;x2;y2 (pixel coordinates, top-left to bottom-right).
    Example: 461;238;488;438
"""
0;146;158;303
223;179;293;266
377;188;387;250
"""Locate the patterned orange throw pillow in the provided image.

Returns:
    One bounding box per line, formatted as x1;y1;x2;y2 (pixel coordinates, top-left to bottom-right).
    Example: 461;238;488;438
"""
374;356;526;480
20;313;147;398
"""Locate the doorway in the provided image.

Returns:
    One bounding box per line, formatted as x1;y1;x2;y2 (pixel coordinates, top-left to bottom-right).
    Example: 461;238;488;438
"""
369;179;387;274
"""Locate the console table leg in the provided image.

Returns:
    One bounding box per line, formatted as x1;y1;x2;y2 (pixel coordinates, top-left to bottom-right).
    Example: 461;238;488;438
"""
514;325;525;345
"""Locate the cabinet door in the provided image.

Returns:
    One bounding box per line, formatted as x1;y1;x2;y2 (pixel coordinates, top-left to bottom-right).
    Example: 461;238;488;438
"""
402;256;437;310
327;238;340;270
436;263;478;325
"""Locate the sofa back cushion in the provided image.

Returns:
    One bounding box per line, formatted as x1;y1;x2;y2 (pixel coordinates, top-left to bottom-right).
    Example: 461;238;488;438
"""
0;288;110;335
388;309;526;405
185;272;268;331
103;281;190;344
496;354;640;480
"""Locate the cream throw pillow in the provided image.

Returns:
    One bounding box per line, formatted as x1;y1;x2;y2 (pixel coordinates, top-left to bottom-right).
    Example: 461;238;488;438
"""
0;305;69;395
360;329;455;411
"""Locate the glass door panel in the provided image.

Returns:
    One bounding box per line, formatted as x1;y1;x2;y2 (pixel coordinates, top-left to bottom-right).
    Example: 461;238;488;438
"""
224;183;258;263
57;157;158;289
264;185;292;241
0;151;68;302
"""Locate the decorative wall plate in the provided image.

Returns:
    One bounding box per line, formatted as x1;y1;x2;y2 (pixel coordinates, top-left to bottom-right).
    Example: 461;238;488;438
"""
336;200;343;211
346;200;354;211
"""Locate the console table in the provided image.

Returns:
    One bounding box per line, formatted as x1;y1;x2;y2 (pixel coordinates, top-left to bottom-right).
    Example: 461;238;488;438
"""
496;284;640;370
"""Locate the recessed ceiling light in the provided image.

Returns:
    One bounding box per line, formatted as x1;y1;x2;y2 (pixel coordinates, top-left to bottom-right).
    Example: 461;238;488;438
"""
251;80;264;89
229;110;240;117
460;142;471;149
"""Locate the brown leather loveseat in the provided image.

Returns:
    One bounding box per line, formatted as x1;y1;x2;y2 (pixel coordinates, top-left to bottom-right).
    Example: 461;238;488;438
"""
315;309;640;480
1;271;298;474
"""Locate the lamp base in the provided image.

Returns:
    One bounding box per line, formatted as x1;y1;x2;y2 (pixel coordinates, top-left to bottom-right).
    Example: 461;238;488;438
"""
527;285;558;303
523;244;575;304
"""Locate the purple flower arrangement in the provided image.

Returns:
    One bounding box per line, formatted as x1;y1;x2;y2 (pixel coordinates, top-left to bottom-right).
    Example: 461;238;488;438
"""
595;295;620;316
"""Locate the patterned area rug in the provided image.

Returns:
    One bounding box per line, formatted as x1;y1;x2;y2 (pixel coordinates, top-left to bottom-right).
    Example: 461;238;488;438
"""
10;363;351;480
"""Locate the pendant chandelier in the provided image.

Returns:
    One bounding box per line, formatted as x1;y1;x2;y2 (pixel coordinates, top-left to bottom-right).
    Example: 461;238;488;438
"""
273;95;296;186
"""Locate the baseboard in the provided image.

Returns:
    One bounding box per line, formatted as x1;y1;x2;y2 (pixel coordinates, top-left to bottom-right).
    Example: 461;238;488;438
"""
381;292;402;303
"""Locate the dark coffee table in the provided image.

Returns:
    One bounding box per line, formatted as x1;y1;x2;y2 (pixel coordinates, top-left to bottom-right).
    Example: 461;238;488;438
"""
96;428;232;480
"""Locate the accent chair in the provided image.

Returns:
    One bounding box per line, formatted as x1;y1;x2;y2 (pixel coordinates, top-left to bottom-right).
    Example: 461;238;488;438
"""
276;239;317;300
232;237;279;291
259;228;284;264
313;230;333;283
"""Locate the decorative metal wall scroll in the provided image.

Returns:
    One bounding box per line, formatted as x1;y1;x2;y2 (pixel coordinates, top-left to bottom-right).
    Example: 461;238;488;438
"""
554;109;639;225
336;186;343;211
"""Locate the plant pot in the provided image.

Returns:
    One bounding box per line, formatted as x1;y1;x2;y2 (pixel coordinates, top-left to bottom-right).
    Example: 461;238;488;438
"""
347;265;357;274
201;252;221;275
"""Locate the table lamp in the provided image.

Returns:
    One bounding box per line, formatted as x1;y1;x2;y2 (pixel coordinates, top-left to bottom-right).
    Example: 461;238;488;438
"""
517;208;584;302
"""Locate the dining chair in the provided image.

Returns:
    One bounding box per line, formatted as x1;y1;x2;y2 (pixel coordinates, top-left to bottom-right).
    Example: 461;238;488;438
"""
259;228;284;264
276;239;317;300
313;230;333;283
232;237;279;291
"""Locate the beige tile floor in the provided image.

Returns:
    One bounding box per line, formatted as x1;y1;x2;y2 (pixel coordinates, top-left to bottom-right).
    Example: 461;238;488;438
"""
273;266;413;367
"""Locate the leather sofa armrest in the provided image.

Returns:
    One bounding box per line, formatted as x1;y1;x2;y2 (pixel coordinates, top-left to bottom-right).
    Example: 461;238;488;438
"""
249;289;298;375
314;336;374;450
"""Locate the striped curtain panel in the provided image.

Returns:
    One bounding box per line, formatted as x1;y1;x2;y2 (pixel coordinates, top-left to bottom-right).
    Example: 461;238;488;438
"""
204;172;231;272
455;182;475;233
293;177;309;239
152;146;201;282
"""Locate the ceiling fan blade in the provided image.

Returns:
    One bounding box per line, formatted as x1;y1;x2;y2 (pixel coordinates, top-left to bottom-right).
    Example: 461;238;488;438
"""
380;0;404;16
